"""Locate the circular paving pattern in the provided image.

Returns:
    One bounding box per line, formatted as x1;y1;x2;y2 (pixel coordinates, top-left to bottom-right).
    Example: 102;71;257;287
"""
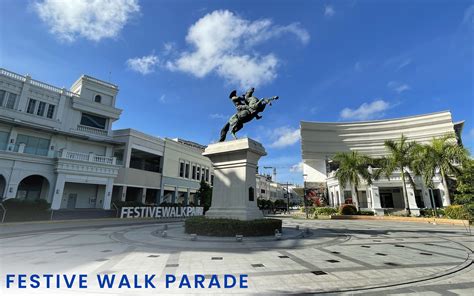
0;218;472;295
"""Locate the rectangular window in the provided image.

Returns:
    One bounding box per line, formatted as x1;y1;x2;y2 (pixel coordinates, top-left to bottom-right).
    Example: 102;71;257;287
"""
196;166;201;180
37;102;46;116
27;99;37;114
0;131;8;151
179;162;185;178
201;168;205;181
6;93;17;109
211;175;214;186
192;165;196;180
14;134;50;156
185;163;190;178
0;90;5;106
205;168;209;182
80;113;106;129
47;105;55;119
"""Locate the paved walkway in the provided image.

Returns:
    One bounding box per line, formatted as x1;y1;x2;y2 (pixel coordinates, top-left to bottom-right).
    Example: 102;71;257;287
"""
0;218;472;295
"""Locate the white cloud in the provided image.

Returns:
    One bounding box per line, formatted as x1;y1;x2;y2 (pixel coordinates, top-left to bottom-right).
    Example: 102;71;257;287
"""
290;161;304;173
463;5;474;27
159;94;166;103
126;54;159;75
33;0;140;42
397;58;412;70
340;100;391;121
388;81;411;93
269;127;301;148
166;10;309;88
324;6;335;17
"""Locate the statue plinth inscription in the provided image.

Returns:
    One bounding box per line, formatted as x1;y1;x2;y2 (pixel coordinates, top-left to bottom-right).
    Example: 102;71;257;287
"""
203;138;266;221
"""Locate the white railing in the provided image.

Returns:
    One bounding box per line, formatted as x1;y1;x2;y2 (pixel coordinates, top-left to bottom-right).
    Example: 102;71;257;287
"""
0;68;26;82
1;68;79;97
76;125;108;136
59;149;116;165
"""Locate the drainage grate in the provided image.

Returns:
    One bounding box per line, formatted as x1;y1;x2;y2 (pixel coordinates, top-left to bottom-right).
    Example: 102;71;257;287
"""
311;271;327;275
251;264;265;268
331;251;340;254
148;255;160;258
420;252;433;256
375;253;387;256
101;250;112;253
278;255;289;258
55;251;67;254
394;245;405;248
361;245;371;248
165;264;179;267
384;262;400;266
211;257;223;260
326;259;339;263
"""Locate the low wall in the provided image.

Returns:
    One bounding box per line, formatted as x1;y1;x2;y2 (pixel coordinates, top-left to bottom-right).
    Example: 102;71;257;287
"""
330;215;470;226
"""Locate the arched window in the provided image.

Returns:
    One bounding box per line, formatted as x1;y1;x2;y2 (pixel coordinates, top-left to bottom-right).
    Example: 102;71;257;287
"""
94;94;102;103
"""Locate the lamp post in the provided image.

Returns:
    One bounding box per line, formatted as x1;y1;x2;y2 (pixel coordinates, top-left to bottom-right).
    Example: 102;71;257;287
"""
303;174;308;219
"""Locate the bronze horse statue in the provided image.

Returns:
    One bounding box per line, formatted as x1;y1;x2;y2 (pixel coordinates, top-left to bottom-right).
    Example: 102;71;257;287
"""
219;88;278;142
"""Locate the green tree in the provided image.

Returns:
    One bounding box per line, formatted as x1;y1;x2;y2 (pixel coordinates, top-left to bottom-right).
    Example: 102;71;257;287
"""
377;135;418;215
414;134;469;206
196;180;212;213
333;151;373;211
454;158;474;205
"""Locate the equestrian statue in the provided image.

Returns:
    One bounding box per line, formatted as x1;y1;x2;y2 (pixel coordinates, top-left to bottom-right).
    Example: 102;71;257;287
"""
219;87;279;142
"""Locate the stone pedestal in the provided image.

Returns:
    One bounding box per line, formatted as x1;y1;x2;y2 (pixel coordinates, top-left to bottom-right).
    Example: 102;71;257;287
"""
203;138;266;221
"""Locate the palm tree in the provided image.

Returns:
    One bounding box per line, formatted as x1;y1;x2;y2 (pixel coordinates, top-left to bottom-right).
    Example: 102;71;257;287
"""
333;151;373;211
377;135;418;215
413;134;468;206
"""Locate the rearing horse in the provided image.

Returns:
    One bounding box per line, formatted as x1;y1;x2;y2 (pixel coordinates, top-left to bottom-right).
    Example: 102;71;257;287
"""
219;89;278;142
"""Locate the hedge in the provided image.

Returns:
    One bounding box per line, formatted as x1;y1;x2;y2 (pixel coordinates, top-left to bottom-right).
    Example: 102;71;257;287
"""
339;204;357;215
1;199;51;222
184;216;282;236
314;207;338;216
445;205;470;220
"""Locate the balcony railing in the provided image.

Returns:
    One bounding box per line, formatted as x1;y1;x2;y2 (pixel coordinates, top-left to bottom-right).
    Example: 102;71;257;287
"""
58;149;116;165
76;124;108;137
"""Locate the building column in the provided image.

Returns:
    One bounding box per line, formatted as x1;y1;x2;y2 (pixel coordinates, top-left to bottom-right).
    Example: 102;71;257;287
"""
141;188;147;204
119;186;127;202
368;185;384;216
17;75;31;112
103;179;114;210
159;186;164;205
406;185;420;216
185;188;190;205
438;181;451;207
421;183;432;209
51;174;66;210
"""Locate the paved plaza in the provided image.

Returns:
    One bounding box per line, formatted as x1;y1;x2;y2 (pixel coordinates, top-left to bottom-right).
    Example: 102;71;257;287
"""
0;217;473;295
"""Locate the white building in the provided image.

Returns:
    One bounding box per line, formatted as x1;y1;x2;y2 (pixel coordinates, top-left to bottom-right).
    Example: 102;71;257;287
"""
300;111;465;215
256;174;302;205
0;68;212;211
0;68;121;210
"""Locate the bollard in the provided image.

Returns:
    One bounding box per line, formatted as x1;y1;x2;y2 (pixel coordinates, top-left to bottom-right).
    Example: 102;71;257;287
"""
296;225;300;230
274;229;280;235
190;234;197;241
163;224;168;230
275;233;282;240
162;230;167;237
235;235;243;242
305;227;310;234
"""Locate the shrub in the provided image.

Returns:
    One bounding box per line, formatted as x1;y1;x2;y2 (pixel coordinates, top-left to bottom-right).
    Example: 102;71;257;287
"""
184;216;282;236
445;205;470;220
358;210;374;216
339;204;358;215
3;198;51;210
384;209;409;217
2;198;51;222
314;207;338;216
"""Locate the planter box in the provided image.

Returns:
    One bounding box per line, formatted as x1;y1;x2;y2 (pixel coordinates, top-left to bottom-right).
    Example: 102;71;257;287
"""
330;215;469;226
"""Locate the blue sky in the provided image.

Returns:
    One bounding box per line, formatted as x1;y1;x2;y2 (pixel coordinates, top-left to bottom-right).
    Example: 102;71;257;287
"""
1;0;473;184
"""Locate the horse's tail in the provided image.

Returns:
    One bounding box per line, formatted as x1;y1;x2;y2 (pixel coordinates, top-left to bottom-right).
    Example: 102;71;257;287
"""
219;122;230;142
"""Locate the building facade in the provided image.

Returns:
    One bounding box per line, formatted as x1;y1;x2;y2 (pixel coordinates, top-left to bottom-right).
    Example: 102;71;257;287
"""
300;111;464;215
0;68;212;210
256;174;302;205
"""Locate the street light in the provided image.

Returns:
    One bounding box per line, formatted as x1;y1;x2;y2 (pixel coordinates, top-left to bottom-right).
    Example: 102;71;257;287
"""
303;174;308;219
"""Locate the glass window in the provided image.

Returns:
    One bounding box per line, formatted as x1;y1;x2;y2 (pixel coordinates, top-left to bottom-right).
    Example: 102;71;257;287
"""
94;94;102;103
80;113;106;129
179;162;185;177
27;99;37;114
192;165;196;180
47;105;55;119
185;163;190;178
205;168;209;182
0;90;5;106
211;175;214;186
0;131;8;151
196;166;200;180
37;102;46;116
6;93;17;109
14;134;50;156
